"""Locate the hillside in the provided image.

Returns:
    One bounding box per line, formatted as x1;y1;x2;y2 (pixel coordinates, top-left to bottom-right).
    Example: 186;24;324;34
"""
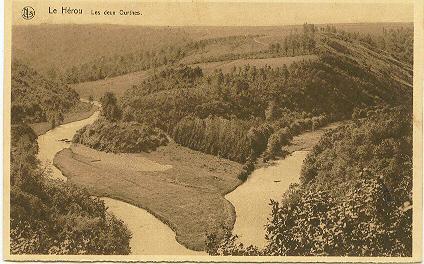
72;70;150;100
271;107;412;256
10;123;132;254
206;107;412;257
117;26;412;164
72;55;317;100
198;24;413;256
10;61;132;254
11;60;79;124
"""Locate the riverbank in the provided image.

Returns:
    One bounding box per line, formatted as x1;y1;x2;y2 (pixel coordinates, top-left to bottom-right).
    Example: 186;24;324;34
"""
226;121;344;248
30;101;99;136
256;121;345;169
101;197;202;255
54;142;243;251
284;121;344;153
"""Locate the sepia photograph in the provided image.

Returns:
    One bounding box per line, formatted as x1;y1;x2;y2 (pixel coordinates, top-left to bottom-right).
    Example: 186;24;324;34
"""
3;0;423;261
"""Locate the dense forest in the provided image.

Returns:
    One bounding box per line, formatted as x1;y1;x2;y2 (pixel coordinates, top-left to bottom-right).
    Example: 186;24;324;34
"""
10;63;132;254
207;107;412;256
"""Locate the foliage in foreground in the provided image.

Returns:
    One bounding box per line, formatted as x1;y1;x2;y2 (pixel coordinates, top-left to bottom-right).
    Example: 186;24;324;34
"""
207;107;412;256
10;123;132;254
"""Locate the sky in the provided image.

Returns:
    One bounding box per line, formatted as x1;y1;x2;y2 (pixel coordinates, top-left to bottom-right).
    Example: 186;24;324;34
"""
12;0;414;26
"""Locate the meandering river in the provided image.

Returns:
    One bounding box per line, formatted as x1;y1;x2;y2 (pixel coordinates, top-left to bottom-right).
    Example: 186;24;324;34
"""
36;102;199;255
37;100;317;254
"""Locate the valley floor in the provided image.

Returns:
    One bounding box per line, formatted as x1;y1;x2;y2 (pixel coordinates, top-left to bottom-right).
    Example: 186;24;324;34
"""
53;121;343;251
53;141;243;251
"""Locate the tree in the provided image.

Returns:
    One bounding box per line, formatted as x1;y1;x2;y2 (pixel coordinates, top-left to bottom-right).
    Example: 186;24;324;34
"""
265;100;279;121
283;38;289;55
11;105;25;124
100;92;121;121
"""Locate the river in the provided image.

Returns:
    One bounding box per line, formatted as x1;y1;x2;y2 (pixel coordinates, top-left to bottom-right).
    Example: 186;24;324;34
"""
37;100;317;254
225;122;341;248
36;102;199;255
226;151;309;248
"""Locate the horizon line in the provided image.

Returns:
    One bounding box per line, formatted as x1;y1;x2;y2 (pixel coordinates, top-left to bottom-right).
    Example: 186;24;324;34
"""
13;21;414;27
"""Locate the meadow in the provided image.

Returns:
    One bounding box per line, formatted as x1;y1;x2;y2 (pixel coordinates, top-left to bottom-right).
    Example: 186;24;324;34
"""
54;142;242;251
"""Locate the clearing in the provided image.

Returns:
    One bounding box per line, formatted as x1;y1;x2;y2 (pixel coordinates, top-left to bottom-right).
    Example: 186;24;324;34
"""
72;70;151;100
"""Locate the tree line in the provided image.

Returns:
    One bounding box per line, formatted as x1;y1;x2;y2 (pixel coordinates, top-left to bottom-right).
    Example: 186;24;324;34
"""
73;93;169;153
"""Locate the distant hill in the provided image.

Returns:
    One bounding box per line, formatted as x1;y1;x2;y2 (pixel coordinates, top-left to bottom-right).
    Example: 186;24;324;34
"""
12;24;191;74
12;23;411;79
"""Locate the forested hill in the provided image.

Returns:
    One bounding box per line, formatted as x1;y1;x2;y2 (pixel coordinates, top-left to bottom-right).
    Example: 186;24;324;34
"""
318;30;412;92
114;25;412;168
11;60;79;124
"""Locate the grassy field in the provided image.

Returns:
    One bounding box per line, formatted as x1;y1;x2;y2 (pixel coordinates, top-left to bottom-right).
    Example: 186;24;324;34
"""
72;70;151;100
29;101;98;136
178;36;266;65
72;54;317;99
53;142;243;251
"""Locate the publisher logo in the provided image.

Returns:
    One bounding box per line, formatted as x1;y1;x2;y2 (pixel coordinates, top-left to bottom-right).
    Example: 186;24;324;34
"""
22;6;35;20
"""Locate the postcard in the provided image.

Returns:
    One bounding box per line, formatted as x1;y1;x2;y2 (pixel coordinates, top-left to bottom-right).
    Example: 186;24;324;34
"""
3;0;423;262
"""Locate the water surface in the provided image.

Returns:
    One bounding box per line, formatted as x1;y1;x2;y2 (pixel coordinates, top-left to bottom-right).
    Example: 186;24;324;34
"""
37;111;99;180
226;151;309;248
